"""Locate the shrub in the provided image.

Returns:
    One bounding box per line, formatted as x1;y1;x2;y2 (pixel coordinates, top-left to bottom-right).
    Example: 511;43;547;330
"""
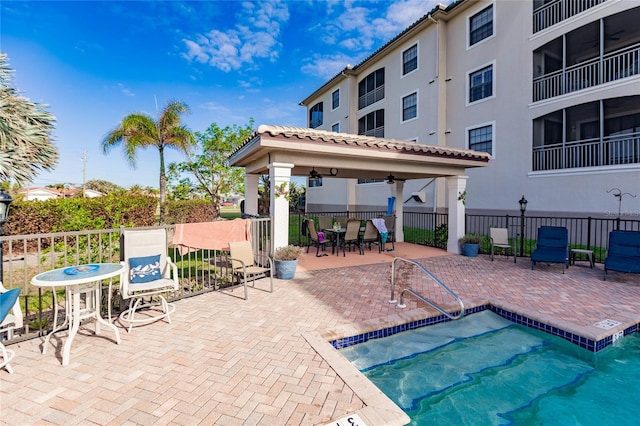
274;245;305;261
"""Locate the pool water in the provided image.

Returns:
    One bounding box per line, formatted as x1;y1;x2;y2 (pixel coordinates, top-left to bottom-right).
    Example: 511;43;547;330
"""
340;311;640;425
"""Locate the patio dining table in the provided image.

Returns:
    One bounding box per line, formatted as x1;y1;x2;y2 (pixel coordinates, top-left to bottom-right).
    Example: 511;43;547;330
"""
31;263;122;366
322;228;346;256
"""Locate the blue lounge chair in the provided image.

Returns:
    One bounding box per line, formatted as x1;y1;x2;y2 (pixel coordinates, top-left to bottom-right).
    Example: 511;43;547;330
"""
531;226;569;273
604;230;640;280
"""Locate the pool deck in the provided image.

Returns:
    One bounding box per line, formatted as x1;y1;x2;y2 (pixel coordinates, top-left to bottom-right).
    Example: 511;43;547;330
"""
2;243;639;425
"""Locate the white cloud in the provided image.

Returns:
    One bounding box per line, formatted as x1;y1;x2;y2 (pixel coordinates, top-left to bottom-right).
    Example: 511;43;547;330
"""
117;83;135;97
301;0;438;78
301;53;359;80
182;0;289;72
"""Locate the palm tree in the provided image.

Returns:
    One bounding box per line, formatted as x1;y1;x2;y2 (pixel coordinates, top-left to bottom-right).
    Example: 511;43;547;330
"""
0;53;58;185
102;100;195;223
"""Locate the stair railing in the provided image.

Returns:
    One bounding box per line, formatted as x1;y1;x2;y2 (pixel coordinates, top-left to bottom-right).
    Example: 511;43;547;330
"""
389;257;465;320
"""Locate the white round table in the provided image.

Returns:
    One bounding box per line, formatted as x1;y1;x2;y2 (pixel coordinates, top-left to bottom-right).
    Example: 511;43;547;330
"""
31;263;122;366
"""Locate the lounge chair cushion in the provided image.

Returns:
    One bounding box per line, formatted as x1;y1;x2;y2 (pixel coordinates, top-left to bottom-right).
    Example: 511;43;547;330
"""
0;288;21;323
605;231;640;274
129;254;162;283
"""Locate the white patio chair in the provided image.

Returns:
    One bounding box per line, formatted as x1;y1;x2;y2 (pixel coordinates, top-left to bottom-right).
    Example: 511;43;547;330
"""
0;282;22;373
490;227;516;263
119;228;179;332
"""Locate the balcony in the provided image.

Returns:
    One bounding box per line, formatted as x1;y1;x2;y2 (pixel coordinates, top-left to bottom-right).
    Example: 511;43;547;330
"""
358;85;384;110
533;42;640;102
533;0;607;33
533;130;640;171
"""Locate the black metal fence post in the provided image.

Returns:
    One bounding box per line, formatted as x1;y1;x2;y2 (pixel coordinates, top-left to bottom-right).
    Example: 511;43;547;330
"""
519;211;525;257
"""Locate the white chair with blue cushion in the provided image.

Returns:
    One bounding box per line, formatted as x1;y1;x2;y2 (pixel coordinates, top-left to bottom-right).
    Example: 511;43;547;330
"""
0;282;22;373
119;228;179;332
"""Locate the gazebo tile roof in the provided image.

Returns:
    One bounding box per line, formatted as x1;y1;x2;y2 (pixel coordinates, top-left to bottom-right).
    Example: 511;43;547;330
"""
236;124;490;162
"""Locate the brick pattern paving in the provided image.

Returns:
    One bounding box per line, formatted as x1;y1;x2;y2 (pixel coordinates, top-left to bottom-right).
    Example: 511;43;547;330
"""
1;251;639;425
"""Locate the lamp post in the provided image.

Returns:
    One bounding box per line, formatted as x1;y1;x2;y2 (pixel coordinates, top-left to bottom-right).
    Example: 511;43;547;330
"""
518;195;528;257
0;189;13;283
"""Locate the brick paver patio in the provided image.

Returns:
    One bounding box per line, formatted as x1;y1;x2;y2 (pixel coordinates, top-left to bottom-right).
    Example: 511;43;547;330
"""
1;245;639;425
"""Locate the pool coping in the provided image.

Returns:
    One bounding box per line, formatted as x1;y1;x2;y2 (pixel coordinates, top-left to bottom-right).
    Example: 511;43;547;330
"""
306;297;640;425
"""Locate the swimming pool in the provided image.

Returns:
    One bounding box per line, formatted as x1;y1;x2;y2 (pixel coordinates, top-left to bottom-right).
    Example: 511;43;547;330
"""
339;310;640;425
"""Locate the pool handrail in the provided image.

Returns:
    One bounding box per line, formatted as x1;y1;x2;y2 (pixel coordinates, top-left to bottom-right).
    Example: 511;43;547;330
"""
389;257;465;320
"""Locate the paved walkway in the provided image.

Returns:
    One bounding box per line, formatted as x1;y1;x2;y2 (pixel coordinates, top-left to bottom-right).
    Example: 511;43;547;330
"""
1;246;639;425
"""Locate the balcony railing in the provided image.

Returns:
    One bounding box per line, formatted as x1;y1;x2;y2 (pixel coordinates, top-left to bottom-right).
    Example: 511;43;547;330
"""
358;85;384;110
533;0;607;33
533;43;640;101
533;131;640;171
360;126;385;138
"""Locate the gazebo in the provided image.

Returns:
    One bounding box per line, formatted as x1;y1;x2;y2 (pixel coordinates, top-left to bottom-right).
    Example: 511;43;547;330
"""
228;125;491;253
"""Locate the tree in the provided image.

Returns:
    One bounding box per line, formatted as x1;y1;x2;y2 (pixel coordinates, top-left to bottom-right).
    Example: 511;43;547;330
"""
0;53;59;185
101;100;195;224
168;120;254;218
85;179;122;194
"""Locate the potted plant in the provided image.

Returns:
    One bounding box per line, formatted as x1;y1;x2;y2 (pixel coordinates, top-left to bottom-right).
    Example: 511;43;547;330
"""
458;233;483;257
273;245;305;280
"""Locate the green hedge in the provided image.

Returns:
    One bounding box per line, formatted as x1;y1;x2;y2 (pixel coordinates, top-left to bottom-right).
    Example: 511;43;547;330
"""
3;195;158;235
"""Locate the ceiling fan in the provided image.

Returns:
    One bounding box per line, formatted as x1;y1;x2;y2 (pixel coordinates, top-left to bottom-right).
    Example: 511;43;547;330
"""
584;29;625;47
386;174;407;184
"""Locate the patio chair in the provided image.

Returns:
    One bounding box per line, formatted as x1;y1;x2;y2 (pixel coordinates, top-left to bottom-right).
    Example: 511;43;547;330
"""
490;227;515;263
383;215;396;251
119;228;179;332
531;226;569;273
603;230;640;280
361;220;380;252
0;283;22;374
317;216;333;232
305;219;329;257
229;241;273;295
340;220;363;256
335;216;350;229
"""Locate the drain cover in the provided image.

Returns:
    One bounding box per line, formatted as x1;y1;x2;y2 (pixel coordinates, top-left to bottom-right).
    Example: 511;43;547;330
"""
594;319;621;329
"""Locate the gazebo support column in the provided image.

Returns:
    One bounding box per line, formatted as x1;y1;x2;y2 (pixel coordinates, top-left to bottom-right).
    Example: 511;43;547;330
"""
269;162;294;252
393;181;405;243
244;174;259;215
446;175;468;254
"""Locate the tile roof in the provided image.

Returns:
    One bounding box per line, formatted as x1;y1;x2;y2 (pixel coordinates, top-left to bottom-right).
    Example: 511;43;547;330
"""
246;124;491;162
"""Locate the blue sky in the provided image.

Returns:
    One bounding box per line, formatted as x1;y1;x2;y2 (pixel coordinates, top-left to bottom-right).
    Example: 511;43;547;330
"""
2;0;438;189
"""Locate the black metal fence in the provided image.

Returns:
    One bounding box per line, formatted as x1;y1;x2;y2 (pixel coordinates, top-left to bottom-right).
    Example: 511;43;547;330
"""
303;210;640;263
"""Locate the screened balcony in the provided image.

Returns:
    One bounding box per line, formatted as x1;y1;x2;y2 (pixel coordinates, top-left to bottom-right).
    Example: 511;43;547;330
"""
533;0;607;33
533;7;640;102
532;96;640;171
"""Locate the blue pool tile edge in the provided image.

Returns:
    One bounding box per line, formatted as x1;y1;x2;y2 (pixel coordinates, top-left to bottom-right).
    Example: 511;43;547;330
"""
330;304;639;353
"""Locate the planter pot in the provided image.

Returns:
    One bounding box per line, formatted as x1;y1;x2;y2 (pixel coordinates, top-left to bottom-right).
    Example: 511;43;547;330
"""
274;259;298;280
461;243;479;257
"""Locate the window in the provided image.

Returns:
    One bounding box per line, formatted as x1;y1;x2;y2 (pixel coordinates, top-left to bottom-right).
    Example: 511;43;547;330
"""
309;102;323;128
470;5;493;46
358;109;384;138
402;44;418;75
358;68;385;110
332;89;340;110
331;123;339;132
469;65;493;103
402;92;417;121
468;124;493;155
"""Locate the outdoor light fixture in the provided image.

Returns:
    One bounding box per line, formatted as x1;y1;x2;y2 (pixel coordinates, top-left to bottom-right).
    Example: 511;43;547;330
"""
518;195;527;257
308;168;322;187
0;188;13;283
519;195;528;213
309;168;321;179
386;174;395;184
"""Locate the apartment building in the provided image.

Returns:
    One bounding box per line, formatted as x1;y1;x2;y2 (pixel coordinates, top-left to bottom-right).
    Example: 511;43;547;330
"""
300;0;640;217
